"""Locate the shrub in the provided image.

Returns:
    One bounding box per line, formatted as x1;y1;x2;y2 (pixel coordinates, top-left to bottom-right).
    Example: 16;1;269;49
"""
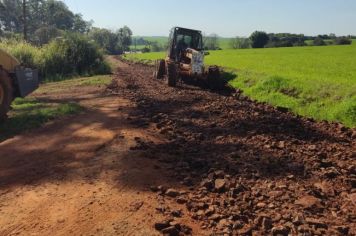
142;47;150;53
0;40;42;69
41;33;110;79
334;37;352;45
313;37;326;46
0;33;110;81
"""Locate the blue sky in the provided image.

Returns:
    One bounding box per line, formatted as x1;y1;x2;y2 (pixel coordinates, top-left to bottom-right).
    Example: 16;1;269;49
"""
63;0;356;37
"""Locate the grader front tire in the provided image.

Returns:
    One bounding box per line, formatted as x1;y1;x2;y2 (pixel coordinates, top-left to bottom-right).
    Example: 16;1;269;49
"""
155;60;166;79
0;69;13;121
167;63;177;87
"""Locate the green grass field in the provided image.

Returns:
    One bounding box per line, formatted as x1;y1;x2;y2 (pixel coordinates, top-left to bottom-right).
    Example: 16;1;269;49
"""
125;43;356;127
131;36;233;50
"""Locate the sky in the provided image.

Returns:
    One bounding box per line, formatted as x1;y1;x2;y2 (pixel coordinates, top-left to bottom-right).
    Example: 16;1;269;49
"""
63;0;356;37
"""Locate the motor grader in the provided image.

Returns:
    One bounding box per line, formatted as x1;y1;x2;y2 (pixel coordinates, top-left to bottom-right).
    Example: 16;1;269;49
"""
154;27;221;88
0;49;39;120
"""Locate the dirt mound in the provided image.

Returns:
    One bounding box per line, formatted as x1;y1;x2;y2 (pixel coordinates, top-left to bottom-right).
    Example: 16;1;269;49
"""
108;61;355;235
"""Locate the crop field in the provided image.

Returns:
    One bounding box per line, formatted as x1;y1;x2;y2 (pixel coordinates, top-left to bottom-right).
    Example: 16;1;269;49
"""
125;43;356;127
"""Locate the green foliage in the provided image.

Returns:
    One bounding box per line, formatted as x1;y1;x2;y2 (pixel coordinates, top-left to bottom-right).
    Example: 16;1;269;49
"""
117;26;133;52
229;37;251;49
41;33;110;80
266;33;306;48
127;44;356;127
89;28;120;54
313;37;326;46
0;97;83;141
76;75;112;86
204;34;220;50
0;39;42;68
0;0;92;44
88;26;133;54
150;41;164;52
0;33;111;80
250;31;269;48
334;37;352;45
33;26;62;45
131;36;233;51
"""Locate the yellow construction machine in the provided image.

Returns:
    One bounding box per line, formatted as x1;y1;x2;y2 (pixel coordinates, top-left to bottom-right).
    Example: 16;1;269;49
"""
0;49;39;120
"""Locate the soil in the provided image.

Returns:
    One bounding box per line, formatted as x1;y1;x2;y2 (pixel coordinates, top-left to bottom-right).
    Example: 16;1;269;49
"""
0;58;355;236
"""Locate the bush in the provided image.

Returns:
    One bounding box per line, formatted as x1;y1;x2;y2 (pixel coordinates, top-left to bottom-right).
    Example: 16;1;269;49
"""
334;37;352;45
313;37;326;46
142;47;150;53
0;40;42;69
42;33;110;78
0;33;110;81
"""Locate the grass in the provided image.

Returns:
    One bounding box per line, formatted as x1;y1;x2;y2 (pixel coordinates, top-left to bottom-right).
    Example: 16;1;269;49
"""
130;36;234;51
36;75;112;94
124;43;356;127
0;62;114;142
76;75;112;86
0;98;83;141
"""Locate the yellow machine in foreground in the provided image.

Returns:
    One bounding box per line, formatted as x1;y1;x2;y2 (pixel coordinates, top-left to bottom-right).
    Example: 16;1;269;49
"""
0;49;39;120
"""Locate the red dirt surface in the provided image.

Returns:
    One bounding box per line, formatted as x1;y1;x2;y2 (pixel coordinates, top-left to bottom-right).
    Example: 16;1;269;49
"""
0;58;355;236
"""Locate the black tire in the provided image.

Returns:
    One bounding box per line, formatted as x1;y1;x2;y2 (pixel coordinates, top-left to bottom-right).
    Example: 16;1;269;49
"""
155;59;165;79
207;66;222;90
0;69;13;121
167;63;177;87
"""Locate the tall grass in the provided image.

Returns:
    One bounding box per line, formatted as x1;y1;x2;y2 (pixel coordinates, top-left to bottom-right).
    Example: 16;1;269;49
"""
0;40;42;69
0;33;111;81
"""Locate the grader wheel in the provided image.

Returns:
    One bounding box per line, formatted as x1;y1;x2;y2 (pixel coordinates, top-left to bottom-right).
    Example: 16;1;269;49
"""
0;69;13;121
207;66;223;90
167;63;177;87
154;59;166;79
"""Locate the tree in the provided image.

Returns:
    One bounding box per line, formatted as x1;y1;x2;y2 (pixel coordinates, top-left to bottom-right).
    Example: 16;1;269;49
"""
150;41;163;52
0;0;23;33
265;33;306;48
117;26;132;52
334;37;352;45
33;25;61;45
89;27;119;54
45;0;74;30
72;14;92;34
204;33;219;50
313;37;326;46
229;37;250;49
249;31;269;48
0;0;92;44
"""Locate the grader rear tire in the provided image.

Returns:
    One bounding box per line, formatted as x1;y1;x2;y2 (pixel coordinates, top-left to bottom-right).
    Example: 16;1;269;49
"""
0;69;13;121
167;63;177;87
207;66;223;90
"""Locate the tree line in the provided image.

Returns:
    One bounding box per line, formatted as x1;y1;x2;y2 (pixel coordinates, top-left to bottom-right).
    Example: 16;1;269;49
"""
230;31;353;49
0;0;133;54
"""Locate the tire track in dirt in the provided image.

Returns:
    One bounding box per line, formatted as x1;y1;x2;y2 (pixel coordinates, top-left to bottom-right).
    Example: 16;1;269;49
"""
108;59;355;235
0;66;209;236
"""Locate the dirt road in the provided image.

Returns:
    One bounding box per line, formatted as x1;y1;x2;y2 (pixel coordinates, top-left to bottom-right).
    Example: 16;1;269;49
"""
0;58;355;235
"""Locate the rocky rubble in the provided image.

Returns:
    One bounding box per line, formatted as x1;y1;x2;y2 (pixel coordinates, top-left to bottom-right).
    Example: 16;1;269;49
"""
109;61;355;235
